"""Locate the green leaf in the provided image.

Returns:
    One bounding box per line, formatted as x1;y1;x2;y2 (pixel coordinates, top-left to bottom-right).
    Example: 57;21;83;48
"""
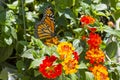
29;58;43;69
79;62;87;69
105;41;117;58
79;69;86;80
64;8;76;23
10;26;17;39
73;39;80;48
109;0;116;8
73;28;83;38
109;66;120;80
16;60;25;71
95;4;107;11
55;0;73;9
73;39;83;54
113;10;120;20
5;10;16;26
7;4;16;10
92;0;101;3
16;41;28;54
73;28;82;33
4;37;12;45
116;2;120;10
85;71;94;80
56;15;67;27
95;12;106;16
34;70;40;77
4;26;9;33
0;68;8;80
104;26;120;38
0;11;6;25
31;37;44;48
7;1;18;9
22;49;34;60
80;2;89;9
0;45;13;62
70;74;78;80
25;0;34;4
0;5;4;11
26;12;36;22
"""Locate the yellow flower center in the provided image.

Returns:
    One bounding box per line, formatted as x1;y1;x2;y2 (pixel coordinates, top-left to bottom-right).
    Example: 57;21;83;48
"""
45;65;55;73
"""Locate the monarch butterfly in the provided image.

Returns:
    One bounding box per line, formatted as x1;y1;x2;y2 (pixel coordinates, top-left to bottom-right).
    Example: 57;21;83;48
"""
35;6;55;39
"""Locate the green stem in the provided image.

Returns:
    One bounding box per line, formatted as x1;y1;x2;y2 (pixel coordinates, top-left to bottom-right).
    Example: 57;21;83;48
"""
21;0;26;41
105;53;112;62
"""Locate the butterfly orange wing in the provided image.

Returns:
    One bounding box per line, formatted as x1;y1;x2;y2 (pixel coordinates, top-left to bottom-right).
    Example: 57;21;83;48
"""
35;6;55;39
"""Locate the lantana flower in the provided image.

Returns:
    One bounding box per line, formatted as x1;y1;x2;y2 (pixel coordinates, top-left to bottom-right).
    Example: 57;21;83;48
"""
61;56;79;75
87;32;102;49
89;64;109;80
39;55;62;79
80;15;95;25
57;42;75;59
57;42;79;75
85;48;105;64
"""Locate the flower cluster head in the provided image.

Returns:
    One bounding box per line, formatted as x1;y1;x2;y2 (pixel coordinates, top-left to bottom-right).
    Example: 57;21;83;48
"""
89;64;109;80
85;48;105;64
57;42;75;59
87;32;102;49
39;55;62;79
57;42;79;75
62;56;79;74
80;15;95;25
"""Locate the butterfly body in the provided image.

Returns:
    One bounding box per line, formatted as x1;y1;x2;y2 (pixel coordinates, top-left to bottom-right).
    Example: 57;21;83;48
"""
35;6;55;39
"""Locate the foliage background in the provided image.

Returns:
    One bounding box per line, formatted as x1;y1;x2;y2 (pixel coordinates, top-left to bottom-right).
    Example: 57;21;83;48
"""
0;0;120;80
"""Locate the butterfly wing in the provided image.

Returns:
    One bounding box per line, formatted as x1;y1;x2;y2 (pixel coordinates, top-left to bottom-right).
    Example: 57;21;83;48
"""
35;6;55;39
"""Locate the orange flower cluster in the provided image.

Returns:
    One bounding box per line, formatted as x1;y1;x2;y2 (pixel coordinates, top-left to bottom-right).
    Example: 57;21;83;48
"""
85;32;104;64
62;57;79;74
85;49;105;64
85;27;109;79
80;15;95;25
89;64;109;80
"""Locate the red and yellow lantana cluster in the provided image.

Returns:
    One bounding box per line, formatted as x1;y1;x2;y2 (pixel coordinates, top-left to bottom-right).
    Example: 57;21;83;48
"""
57;42;79;75
80;15;109;80
39;55;62;79
39;42;79;79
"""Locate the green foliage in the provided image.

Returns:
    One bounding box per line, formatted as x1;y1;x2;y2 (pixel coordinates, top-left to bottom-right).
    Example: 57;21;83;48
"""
105;41;117;58
0;0;120;80
0;68;8;80
0;45;13;62
107;62;120;80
